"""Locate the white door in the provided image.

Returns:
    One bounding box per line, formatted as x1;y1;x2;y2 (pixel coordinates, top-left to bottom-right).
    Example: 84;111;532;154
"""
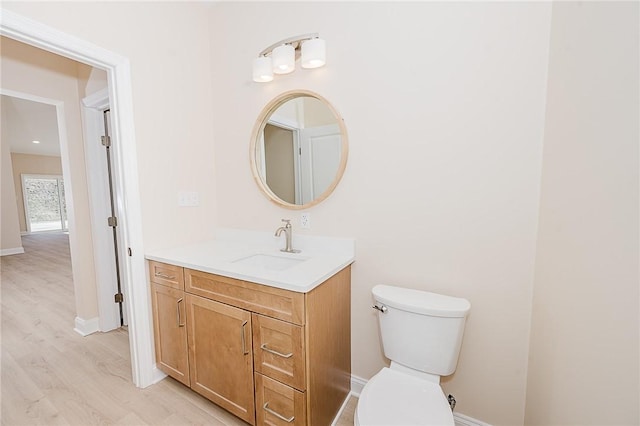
299;124;341;205
82;89;127;331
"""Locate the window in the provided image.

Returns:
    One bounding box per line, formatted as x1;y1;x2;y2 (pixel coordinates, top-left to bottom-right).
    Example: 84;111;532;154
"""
21;174;67;233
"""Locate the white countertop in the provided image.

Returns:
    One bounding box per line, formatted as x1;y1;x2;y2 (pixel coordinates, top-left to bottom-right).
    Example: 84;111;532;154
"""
145;228;355;293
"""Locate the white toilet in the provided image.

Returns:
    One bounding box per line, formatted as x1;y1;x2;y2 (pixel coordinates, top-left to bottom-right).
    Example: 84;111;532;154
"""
355;285;471;426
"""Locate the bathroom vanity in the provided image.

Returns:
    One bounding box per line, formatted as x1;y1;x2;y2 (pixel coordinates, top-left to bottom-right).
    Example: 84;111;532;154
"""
146;230;354;426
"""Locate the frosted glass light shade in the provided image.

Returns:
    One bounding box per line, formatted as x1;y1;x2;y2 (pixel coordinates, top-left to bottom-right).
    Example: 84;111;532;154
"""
253;56;273;82
301;38;326;69
272;44;295;74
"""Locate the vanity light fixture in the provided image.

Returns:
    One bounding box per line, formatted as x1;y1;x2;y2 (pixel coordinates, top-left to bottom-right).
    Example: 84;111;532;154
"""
272;44;295;75
252;33;326;83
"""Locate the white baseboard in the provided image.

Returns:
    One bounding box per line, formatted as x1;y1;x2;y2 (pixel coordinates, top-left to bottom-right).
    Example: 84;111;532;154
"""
74;316;100;336
331;390;356;426
1;246;24;256
454;412;492;426
350;374;367;397
350;374;489;426
149;365;168;386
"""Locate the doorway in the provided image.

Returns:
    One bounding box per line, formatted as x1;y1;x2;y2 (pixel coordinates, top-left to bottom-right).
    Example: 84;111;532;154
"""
1;10;156;388
2;47;126;330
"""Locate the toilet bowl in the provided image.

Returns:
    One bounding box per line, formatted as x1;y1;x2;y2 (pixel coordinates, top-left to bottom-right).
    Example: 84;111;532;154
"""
354;367;454;426
355;285;470;426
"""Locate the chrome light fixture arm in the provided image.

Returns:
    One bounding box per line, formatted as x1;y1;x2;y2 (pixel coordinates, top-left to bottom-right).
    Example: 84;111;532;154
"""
258;33;320;58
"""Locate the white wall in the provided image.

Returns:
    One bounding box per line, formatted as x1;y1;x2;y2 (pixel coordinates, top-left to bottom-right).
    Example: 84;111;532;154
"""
2;2;218;251
525;2;639;424
76;65;107;99
1;125;23;254
209;3;551;424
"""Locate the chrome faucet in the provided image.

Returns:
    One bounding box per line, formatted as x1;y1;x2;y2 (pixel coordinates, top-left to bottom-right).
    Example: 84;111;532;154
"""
275;219;300;253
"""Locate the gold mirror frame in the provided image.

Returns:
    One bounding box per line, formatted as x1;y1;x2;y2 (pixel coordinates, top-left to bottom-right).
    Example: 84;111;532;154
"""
250;90;349;210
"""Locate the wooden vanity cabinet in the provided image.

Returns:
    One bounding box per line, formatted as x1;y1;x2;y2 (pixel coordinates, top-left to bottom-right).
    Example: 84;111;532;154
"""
149;260;351;426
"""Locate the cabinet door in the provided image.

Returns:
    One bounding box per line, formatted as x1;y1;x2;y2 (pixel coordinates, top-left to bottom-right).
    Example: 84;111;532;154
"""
150;283;190;386
186;294;256;425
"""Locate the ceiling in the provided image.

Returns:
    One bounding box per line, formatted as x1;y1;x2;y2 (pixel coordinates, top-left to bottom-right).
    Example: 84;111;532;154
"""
1;94;61;157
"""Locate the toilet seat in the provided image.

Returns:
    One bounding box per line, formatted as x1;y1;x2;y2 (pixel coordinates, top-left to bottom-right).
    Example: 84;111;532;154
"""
355;367;454;426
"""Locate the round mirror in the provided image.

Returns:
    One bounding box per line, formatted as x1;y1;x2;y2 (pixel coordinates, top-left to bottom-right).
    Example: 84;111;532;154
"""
250;90;348;209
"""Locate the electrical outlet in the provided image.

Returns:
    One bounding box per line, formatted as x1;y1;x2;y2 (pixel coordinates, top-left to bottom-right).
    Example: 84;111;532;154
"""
178;191;200;207
300;212;311;229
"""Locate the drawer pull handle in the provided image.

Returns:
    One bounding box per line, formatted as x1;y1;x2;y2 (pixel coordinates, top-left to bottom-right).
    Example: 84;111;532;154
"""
155;272;176;280
263;402;295;423
241;320;249;355
176;298;185;327
261;344;293;359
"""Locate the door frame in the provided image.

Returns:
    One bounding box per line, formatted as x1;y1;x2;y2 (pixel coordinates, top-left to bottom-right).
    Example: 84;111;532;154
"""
0;9;160;388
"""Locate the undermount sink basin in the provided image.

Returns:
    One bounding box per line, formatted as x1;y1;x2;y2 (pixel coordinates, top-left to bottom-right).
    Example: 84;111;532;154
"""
232;253;307;271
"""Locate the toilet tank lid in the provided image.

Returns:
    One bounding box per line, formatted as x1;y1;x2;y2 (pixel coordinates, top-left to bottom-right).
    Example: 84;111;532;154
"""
373;285;470;318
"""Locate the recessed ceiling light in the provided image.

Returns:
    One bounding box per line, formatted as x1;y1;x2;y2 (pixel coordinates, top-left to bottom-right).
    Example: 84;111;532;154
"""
32;140;40;144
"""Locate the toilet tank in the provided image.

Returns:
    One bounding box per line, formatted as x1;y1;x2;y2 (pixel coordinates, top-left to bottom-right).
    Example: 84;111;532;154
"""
372;285;470;376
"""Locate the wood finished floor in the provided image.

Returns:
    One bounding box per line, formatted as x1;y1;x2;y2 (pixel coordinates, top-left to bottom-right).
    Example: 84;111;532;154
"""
1;233;357;425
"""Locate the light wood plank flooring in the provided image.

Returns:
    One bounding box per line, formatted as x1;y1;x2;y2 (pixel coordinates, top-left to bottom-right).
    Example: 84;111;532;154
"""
1;233;357;425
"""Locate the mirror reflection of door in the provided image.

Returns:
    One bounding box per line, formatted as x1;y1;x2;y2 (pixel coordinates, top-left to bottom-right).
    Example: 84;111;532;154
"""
263;121;340;205
263;123;297;204
299;124;341;205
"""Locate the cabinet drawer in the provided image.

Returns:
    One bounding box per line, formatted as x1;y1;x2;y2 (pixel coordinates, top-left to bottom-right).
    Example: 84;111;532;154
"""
185;269;305;325
149;261;184;290
253;314;306;391
255;373;306;426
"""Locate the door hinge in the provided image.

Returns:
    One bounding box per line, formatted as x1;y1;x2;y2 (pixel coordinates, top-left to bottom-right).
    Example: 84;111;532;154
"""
299;147;302;155
107;216;118;227
114;292;124;303
127;247;132;257
101;135;111;147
